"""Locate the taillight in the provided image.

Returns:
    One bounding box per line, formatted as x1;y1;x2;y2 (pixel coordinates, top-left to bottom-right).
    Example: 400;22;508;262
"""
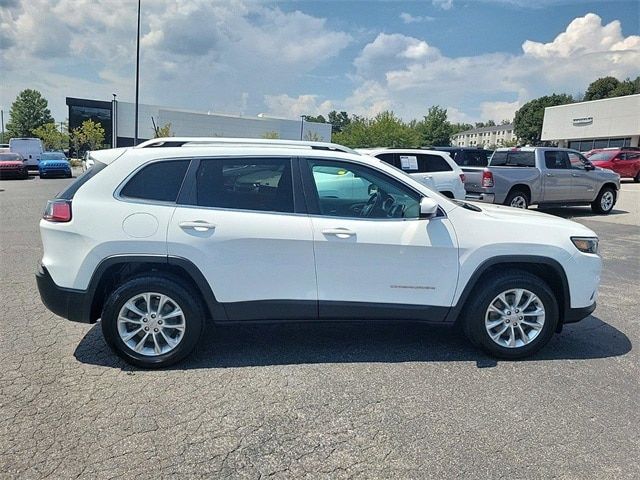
43;200;72;222
459;173;465;183
482;169;494;188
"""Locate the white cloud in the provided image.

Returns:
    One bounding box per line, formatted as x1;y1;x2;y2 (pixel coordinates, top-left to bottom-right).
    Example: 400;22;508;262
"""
480;101;521;123
0;1;351;120
342;13;639;122
263;94;334;119
432;0;453;11
399;13;435;24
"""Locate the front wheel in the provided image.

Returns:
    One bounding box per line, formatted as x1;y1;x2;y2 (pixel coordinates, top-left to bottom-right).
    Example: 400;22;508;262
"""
462;270;558;359
101;275;205;368
634;171;640;183
504;190;529;209
591;187;616;214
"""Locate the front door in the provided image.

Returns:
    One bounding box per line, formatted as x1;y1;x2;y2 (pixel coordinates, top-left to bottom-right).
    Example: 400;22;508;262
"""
167;157;317;320
568;152;598;201
302;158;459;320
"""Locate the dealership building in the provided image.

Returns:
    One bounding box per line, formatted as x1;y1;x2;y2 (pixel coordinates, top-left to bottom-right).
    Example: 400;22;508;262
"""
541;94;639;151
66;97;332;148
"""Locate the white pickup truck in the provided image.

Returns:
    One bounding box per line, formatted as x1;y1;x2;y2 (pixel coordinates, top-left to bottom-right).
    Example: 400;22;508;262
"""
463;147;620;214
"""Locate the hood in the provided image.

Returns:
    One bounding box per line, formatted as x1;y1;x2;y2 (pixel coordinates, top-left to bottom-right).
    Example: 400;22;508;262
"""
470;202;596;235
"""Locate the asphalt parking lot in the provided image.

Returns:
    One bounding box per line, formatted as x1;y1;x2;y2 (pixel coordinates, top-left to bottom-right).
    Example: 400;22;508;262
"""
1;174;639;479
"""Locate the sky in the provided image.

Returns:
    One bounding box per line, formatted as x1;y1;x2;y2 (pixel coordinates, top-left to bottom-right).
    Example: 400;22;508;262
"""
1;0;639;125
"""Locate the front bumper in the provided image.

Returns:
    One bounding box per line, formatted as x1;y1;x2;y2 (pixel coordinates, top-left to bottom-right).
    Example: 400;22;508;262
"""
0;167;28;178
36;264;90;323
40;168;71;177
564;302;596;324
465;192;495;203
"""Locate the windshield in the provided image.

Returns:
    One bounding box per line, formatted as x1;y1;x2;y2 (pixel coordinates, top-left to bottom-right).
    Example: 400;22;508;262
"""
41;153;67;160
0;153;21;161
585;151;617;161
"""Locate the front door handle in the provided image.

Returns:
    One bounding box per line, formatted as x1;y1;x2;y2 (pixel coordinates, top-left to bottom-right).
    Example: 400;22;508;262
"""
545;173;554;177
322;228;356;239
571;173;580;177
179;221;216;232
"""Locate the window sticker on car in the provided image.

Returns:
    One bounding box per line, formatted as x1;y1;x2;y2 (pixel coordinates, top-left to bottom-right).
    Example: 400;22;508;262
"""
400;155;418;171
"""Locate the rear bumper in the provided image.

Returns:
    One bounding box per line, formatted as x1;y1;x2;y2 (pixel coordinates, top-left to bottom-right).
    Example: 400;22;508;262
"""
36;263;90;323
564;302;596;324
465;192;495;203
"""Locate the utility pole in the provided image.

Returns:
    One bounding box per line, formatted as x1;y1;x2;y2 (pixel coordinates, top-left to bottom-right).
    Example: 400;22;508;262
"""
134;0;141;145
1;109;4;144
300;116;304;140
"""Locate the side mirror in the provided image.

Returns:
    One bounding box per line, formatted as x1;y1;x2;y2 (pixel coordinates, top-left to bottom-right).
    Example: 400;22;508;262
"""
420;197;439;219
585;163;595;171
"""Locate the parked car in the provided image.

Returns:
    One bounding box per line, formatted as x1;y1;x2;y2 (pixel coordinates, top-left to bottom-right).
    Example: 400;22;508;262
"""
584;148;640;183
430;147;492;168
9;137;43;171
0;152;28;179
462;147;620;213
37;138;601;367
357;148;466;199
0;143;10;153
39;152;72;178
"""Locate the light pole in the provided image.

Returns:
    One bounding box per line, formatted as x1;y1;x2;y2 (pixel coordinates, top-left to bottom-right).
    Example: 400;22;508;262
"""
1;109;4;144
300;115;304;140
134;0;141;145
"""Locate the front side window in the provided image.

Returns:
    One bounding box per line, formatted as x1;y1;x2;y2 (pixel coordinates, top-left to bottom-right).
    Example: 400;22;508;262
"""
568;152;588;170
120;160;190;202
195;157;294;213
307;160;420;219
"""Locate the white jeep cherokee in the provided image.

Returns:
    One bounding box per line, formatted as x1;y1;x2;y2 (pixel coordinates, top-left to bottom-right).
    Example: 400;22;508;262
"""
37;138;601;368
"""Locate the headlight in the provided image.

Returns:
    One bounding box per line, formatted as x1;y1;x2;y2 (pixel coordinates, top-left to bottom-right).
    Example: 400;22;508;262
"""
571;236;599;254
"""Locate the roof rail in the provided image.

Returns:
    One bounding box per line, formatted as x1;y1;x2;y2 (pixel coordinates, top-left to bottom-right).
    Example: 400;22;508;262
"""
135;137;359;155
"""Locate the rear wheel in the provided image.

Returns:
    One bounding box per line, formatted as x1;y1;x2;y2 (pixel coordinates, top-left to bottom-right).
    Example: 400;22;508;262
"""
504;190;529;209
591;186;616;214
634;171;640;183
462;270;558;359
101;275;205;368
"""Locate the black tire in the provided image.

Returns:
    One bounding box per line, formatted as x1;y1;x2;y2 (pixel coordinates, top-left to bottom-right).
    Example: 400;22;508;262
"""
101;274;205;368
634;171;640;183
462;270;558;359
504;189;529;209
590;186;616;214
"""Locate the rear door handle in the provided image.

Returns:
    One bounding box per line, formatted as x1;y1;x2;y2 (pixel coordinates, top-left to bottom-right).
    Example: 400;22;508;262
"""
179;221;216;232
322;228;356;239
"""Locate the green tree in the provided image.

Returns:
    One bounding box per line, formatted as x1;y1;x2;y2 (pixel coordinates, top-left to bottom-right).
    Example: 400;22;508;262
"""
327;110;351;134
584;76;621;101
303;131;324;141
450;122;473;135
32;122;69;150
261;131;280;139
416;106;453;146
608;78;636;98
334;111;419;148
154;122;173;138
6;89;54;138
303;115;327;124
513;94;573;145
70;119;105;155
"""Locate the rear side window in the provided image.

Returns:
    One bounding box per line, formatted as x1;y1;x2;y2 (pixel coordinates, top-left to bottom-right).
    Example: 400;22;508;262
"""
194;158;294;213
416;154;452;172
454;150;488;167
491;151;534;167
120;160;190;202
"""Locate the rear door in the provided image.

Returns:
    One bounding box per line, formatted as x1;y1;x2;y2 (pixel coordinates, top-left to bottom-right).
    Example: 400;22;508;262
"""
542;151;573;202
167;156;317;320
620;152;640;178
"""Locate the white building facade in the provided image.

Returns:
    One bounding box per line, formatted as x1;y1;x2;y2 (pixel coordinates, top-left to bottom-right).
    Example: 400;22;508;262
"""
541;94;639;151
451;124;516;148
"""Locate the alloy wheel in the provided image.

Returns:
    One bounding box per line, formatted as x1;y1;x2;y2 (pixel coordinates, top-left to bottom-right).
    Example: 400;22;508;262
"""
600;191;614;212
510;196;527;208
484;288;545;348
117;292;186;356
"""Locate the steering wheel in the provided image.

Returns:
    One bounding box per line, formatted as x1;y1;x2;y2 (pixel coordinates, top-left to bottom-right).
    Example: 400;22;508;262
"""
360;191;382;217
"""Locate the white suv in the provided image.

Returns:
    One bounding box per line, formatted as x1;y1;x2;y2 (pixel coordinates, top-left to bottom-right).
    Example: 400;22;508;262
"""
357;148;466;199
37;138;601;368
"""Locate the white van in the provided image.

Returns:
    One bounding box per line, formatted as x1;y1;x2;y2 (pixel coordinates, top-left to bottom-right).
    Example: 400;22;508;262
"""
10;138;44;171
